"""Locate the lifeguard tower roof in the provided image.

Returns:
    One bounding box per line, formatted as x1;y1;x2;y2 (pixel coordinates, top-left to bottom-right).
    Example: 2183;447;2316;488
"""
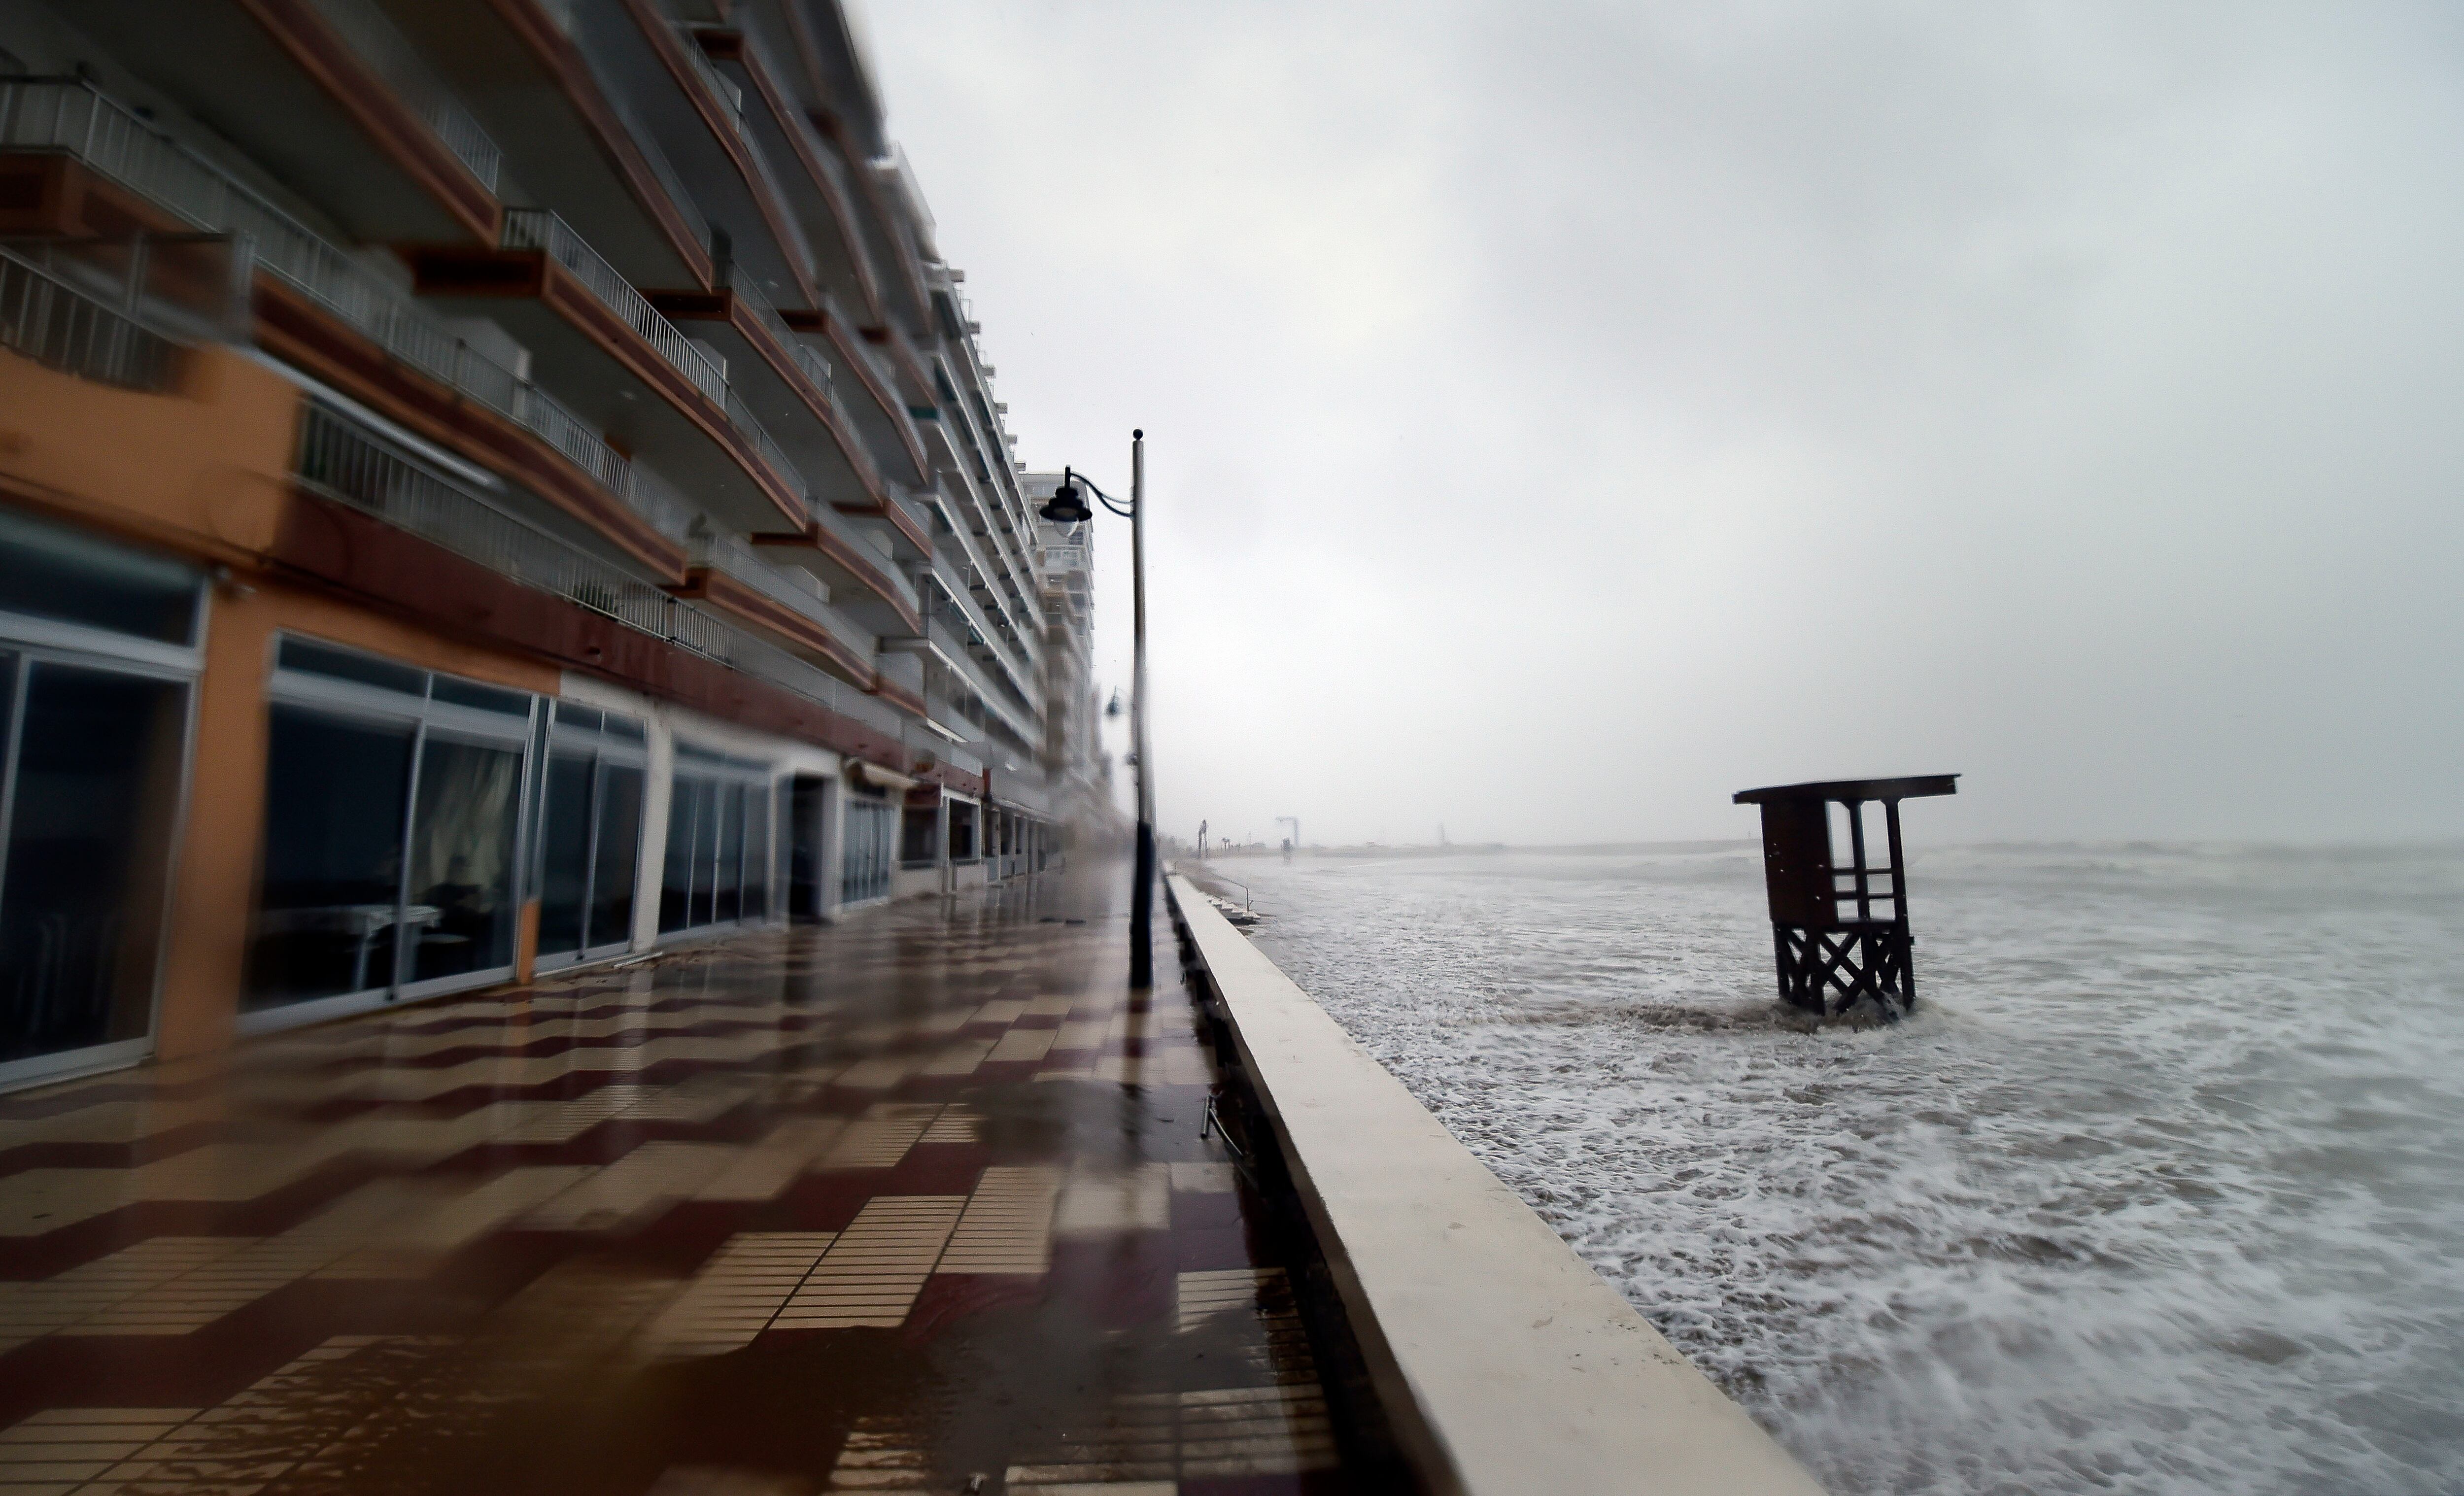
1734;775;1958;806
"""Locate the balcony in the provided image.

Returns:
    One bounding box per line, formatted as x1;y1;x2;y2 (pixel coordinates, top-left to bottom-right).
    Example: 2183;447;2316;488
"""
0;78;689;578
61;0;501;244
750;499;920;640
695;26;883;319
0;239;200;392
294;401;940;763
581;3;821;310
670;527;876;687
646;265;932;563
918;422;1038;637
780;293;930;489
411;207;814;537
917;562;1037;712
374;0;710;287
918;487;1034;675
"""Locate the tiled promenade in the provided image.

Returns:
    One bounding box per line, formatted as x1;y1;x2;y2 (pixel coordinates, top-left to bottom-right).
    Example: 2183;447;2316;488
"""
0;869;1350;1495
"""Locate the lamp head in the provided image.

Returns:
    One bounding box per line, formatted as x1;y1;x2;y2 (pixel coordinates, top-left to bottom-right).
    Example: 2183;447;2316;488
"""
1039;467;1094;524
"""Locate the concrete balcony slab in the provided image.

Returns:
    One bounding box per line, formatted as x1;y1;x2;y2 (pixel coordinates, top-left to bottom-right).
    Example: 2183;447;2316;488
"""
65;0;501;245
409;229;811;539
697;25;884;321
586;0;821;311
373;0;710;288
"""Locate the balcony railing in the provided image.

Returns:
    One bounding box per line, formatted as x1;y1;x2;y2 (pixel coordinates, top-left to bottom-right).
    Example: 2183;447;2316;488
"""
502;207;727;406
679;31;747;137
299;0;503;191
295;404;955;765
725;267;832;398
298;402;711;646
0;78;686;544
0;241;186;391
693;526;879;664
724;382;811;517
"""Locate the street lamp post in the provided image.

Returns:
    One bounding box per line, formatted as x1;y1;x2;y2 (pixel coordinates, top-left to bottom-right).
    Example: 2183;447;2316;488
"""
1039;431;1156;989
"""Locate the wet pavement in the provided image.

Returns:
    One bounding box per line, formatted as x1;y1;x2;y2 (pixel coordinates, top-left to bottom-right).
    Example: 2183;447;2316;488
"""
0;864;1355;1495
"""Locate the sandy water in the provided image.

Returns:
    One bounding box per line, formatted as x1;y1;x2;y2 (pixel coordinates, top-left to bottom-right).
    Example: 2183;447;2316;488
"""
1223;843;2464;1495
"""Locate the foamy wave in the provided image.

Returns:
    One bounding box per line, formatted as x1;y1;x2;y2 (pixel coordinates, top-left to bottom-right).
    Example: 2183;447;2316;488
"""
1242;846;2464;1495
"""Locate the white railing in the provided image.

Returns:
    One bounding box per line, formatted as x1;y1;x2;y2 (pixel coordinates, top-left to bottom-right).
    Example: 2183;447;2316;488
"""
299;402;704;644
926;616;1041;745
695;529;881;665
922;564;1035;712
724;266;833;398
296;405;969;762
677;30;746;136
723;383;812;518
0;242;186;390
502;206;728;406
0;78;688;544
299;0;502;190
810;503;919;616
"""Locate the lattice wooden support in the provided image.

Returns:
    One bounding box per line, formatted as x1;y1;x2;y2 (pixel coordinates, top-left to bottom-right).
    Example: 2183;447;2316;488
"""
1733;776;1958;1020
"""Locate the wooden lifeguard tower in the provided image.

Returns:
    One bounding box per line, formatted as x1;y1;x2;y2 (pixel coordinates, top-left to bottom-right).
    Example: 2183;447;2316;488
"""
1732;775;1958;1019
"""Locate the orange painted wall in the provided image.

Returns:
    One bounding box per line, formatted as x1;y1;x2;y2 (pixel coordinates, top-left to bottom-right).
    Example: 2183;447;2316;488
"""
0;343;299;567
0;342;558;1060
156;580;558;1058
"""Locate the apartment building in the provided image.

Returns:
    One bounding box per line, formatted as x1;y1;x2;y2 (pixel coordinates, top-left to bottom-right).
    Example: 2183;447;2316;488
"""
0;0;1097;1091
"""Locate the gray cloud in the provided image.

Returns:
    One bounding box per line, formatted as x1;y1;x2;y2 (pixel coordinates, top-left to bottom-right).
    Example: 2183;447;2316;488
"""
860;0;2464;845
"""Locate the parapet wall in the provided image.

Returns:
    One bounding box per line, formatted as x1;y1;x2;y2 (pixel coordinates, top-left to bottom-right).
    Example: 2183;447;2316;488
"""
1165;872;1826;1496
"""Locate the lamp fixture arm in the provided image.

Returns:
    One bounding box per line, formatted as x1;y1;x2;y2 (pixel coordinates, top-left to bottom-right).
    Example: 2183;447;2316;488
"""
1061;466;1137;518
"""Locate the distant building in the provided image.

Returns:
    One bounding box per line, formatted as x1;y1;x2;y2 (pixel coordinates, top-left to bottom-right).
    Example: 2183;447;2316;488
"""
0;0;1079;1088
1026;474;1113;828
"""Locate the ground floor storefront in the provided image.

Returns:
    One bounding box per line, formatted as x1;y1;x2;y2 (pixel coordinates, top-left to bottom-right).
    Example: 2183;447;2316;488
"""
0;461;1061;1093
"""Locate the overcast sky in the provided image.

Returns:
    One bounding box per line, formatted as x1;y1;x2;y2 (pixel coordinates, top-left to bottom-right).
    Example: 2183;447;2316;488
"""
858;2;2464;847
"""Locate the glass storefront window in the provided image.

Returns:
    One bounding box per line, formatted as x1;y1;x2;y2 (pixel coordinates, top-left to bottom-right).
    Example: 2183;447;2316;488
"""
742;785;769;920
591;764;643;948
843;794;893;904
0;659;189;1064
536;704;647;968
0;514;202;1086
662;751;774;938
538;751;594;955
0;507;200;646
250;705;416;1004
660;778;697;935
246;638;538;1020
714;782;744;923
405;736;522;983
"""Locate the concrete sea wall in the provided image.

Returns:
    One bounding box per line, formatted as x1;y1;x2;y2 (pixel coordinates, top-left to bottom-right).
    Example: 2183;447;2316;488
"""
1165;871;1824;1496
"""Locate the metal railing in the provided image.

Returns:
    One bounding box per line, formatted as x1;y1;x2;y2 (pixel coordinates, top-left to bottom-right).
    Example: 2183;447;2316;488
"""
694;528;881;664
924;559;1033;701
293;405;1003;777
298;402;700;641
2;232;251;340
0;242;185;390
726;268;832;398
925;614;1041;745
722;383;811;517
810;502;919;616
300;0;503;190
502;207;727;406
0;78;690;544
621;460;700;544
678;30;747;136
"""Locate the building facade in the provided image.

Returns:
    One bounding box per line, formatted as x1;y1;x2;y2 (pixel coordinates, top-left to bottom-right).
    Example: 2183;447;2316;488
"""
0;0;1095;1091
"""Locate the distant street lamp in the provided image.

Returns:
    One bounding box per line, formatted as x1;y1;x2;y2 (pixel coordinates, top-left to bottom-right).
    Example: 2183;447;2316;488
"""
1040;432;1156;988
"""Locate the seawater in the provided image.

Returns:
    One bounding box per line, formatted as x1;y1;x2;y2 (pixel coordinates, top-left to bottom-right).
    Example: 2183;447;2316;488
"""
1230;842;2464;1496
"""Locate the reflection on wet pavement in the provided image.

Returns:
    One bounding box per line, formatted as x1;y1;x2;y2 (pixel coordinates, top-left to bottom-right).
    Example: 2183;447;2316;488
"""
0;868;1349;1494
